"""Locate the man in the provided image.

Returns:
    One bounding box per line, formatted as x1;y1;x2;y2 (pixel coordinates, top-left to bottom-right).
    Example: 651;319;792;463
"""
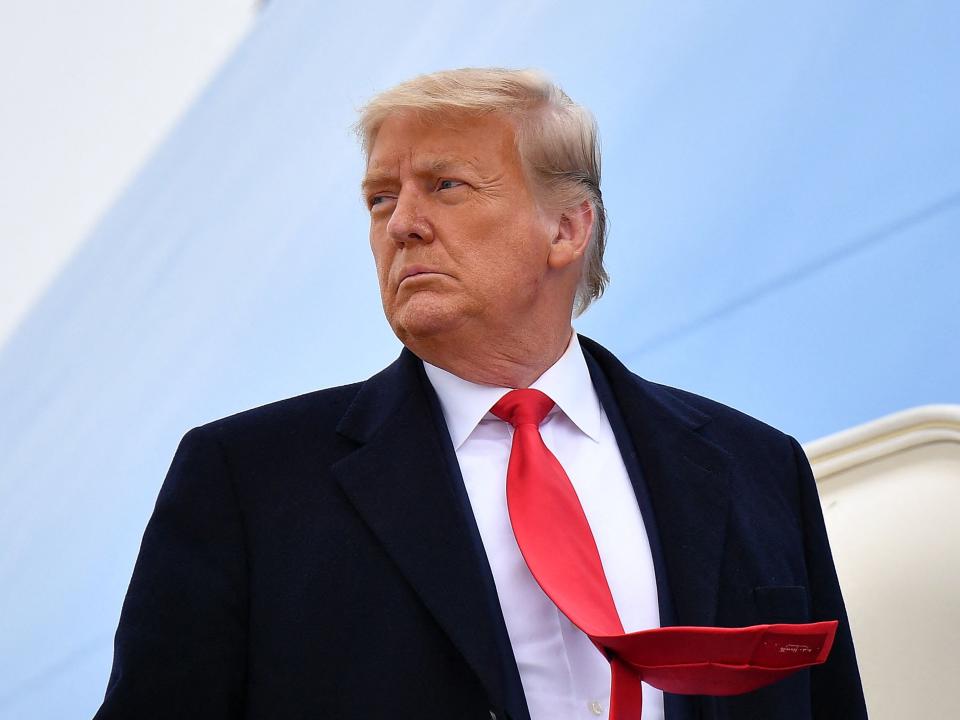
95;69;867;719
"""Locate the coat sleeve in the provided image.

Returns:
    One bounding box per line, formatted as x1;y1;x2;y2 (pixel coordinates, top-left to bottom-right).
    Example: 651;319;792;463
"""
790;436;869;718
94;426;248;719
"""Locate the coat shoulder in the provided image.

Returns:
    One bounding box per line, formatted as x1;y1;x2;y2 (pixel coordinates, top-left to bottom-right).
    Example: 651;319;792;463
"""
191;381;365;450
652;379;791;441
579;334;794;449
641;376;799;467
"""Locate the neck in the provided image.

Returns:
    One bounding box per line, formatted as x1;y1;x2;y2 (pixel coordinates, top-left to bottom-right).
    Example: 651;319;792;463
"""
410;324;574;388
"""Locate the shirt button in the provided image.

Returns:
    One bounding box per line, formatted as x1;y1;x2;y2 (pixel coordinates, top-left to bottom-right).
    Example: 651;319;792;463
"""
588;700;605;716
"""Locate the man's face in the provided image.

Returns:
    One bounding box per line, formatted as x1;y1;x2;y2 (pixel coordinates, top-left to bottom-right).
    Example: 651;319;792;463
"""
363;112;555;346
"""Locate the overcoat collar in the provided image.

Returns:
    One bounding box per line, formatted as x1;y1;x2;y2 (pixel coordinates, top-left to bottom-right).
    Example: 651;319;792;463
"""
331;336;733;715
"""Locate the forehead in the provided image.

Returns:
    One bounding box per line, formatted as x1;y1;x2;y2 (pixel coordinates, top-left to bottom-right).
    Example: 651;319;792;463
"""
365;111;521;173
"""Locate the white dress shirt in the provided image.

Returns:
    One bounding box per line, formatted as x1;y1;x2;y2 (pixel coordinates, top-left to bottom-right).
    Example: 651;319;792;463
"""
423;335;665;720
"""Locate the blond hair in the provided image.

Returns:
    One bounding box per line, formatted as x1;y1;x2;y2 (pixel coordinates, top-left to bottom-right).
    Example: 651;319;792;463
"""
355;68;609;316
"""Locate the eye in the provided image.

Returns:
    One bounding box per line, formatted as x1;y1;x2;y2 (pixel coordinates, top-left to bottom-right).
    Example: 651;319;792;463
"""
437;179;464;191
368;193;395;210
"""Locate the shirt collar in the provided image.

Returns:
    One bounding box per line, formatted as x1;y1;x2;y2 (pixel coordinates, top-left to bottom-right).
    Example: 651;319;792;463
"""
422;333;602;450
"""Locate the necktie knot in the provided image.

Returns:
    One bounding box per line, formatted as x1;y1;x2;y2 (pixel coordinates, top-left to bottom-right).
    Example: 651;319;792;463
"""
491;388;555;428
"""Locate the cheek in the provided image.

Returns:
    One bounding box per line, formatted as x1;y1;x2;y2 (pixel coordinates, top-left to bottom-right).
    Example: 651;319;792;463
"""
370;235;393;282
488;218;549;275
445;205;549;289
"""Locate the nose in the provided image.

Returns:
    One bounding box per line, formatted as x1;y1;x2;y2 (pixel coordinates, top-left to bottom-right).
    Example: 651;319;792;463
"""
386;189;434;246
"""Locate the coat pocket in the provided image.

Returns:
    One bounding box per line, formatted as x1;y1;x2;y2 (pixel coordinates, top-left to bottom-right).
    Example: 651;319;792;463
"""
753;585;810;623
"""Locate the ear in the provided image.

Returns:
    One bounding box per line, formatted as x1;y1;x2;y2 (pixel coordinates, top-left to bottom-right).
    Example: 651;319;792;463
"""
547;200;594;270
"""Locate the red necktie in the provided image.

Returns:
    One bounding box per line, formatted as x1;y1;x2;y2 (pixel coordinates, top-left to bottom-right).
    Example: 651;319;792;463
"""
491;388;837;719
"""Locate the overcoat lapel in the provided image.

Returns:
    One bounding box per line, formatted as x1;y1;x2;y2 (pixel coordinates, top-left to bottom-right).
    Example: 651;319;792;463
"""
580;336;733;628
331;350;516;715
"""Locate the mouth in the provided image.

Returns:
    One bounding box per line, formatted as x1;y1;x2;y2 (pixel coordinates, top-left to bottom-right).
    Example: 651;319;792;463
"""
398;267;445;287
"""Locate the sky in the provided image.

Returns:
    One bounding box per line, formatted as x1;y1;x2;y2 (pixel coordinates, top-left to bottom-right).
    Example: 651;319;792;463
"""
0;1;957;717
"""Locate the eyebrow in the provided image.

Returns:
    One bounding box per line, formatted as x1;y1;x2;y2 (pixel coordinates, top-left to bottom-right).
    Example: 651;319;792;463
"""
360;169;395;195
360;156;481;195
426;156;478;174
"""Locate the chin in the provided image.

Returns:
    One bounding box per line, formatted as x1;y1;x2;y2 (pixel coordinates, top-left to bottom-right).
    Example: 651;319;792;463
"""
388;296;469;345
